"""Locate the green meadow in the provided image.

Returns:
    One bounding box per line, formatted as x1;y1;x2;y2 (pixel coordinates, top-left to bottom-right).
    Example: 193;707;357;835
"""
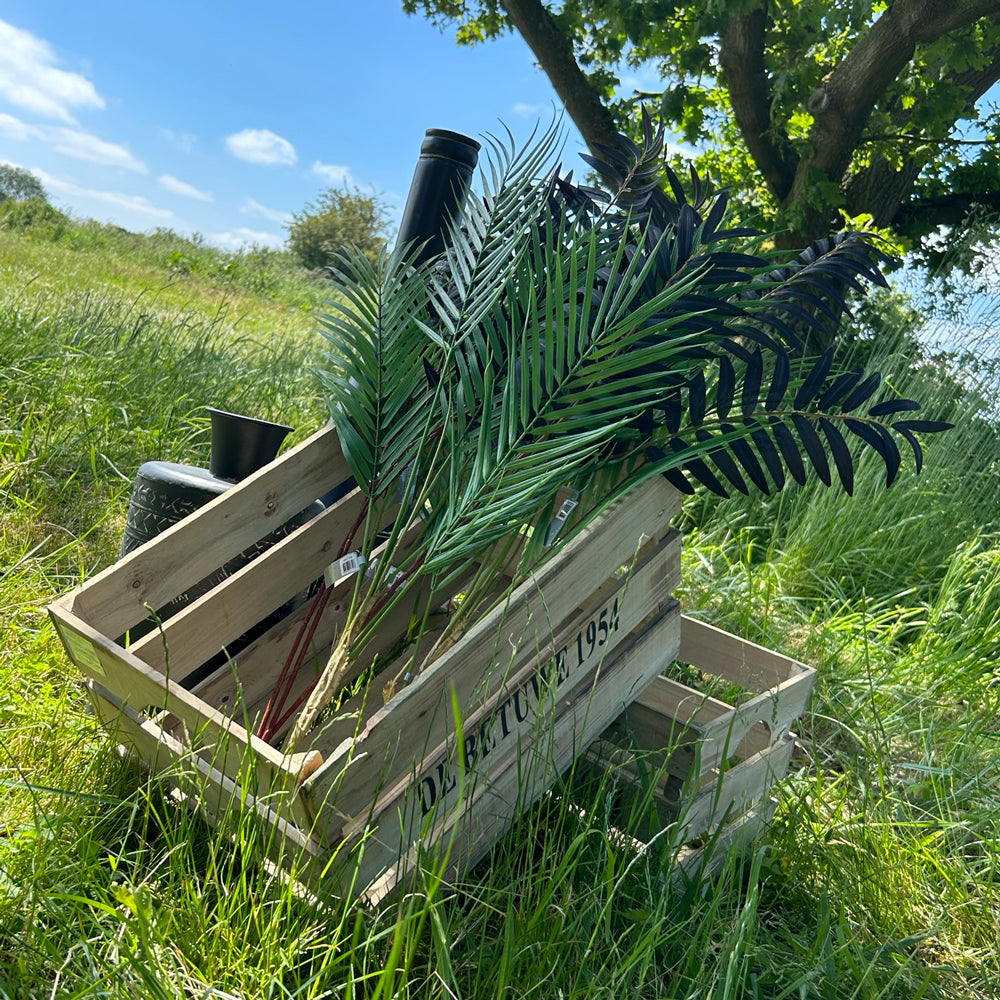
1;220;998;999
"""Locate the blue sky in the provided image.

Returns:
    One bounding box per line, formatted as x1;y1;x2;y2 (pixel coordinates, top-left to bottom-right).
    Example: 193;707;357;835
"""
0;1;601;248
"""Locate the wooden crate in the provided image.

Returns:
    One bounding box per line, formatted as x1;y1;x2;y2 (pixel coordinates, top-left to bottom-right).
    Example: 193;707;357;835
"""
584;614;815;866
48;423;692;900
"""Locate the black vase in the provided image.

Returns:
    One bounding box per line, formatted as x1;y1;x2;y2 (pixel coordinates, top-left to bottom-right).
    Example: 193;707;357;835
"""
395;128;481;265
119;407;323;686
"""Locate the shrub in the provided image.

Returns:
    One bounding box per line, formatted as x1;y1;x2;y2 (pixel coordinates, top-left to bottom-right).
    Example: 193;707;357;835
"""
0;164;47;203
286;186;390;270
0;196;68;238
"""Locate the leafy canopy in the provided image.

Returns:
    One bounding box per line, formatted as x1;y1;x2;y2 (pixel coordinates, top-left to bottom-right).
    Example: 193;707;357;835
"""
404;0;1000;260
0;164;47;204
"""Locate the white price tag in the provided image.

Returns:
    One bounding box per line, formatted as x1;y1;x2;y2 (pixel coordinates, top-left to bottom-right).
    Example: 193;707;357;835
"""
324;551;365;587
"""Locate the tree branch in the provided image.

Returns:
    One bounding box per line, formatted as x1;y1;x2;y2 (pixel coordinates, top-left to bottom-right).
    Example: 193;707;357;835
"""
805;0;1000;184
845;36;1000;227
895;190;1000;236
782;0;1000;240
499;0;622;154
718;7;798;202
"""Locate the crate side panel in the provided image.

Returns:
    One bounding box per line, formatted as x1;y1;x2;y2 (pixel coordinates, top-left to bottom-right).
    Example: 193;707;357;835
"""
128;489;368;676
662;734;795;843
345;559;678;850
358;602;682;902
304;507;681;834
679;615;805;691
693;669;814;765
68;424;348;639
311;537;680;851
49;603;310;823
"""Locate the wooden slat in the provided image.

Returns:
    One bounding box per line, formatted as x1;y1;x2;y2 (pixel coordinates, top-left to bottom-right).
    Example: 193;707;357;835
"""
679;615;804;691
87;679;325;876
355;602;683;902
48;603;314;828
128;490;368;676
64;423;349;638
692;669;813;761
673;735;795;842
666;796;778;889
301;485;680;835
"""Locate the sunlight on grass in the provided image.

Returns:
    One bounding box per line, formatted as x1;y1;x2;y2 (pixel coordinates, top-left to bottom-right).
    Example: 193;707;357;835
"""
1;222;998;999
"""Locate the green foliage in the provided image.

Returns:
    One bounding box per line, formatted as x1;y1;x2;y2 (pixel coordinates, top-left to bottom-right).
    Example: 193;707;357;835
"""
405;0;1000;252
1;176;999;997
289;120;950;744
0;196;69;237
0;162;46;203
286;185;391;270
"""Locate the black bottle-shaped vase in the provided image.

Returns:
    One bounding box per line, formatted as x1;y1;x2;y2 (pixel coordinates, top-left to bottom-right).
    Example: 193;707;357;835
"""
395;128;481;266
119;407;323;685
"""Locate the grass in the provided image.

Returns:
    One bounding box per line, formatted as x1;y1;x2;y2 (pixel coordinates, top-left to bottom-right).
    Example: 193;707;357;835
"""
2;224;999;998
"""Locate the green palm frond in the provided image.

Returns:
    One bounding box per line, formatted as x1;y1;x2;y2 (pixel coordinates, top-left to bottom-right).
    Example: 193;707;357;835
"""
316;245;435;500
316;113;954;590
289;113;955;744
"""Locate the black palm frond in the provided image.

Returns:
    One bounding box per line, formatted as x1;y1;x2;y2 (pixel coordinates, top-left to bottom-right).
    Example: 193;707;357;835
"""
644;345;953;497
742;233;895;352
302;112;955;729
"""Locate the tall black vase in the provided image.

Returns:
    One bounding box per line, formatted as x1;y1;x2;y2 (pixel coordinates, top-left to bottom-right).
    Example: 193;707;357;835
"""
119;407;323;686
395;128;481;265
319;128;483;509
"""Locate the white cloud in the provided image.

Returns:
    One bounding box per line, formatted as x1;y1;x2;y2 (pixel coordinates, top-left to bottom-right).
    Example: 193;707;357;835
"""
159;174;212;201
242;197;291;224
208;227;285;250
33;167;173;218
0;111;38;141
0;111;145;171
49;127;145;171
512;102;543;117
311;160;353;186
0;19;104;123
225;128;296;166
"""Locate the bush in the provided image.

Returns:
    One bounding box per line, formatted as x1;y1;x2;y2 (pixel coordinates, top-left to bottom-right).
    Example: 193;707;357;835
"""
0;164;47;204
0;197;68;237
286;186;390;270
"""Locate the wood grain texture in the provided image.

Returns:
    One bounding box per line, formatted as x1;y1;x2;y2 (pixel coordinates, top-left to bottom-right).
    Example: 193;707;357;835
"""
67;423;348;639
352;601;683;902
301;480;680;837
48;603;314;828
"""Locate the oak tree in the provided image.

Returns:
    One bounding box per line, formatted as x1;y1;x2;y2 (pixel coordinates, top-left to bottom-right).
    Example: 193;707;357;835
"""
405;0;1000;255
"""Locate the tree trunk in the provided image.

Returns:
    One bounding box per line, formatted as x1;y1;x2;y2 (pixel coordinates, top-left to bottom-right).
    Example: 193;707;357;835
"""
499;0;621;154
